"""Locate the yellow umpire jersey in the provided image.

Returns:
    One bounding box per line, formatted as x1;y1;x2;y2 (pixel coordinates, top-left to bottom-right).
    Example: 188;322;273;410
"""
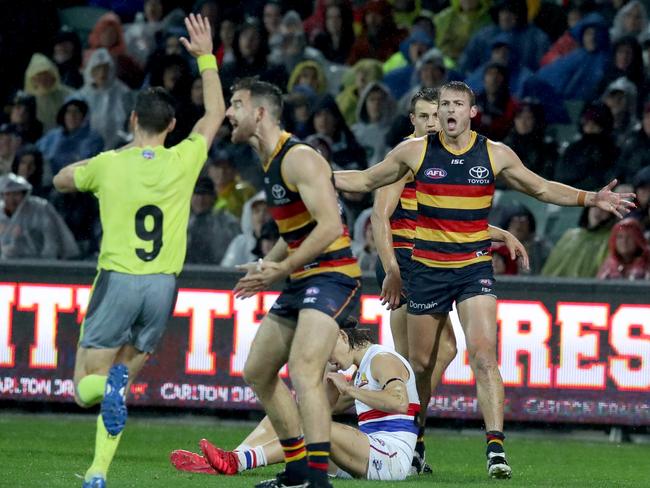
74;133;207;275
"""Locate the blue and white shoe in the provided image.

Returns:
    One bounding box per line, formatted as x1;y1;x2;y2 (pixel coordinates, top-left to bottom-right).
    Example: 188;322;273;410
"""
101;363;128;436
82;475;106;487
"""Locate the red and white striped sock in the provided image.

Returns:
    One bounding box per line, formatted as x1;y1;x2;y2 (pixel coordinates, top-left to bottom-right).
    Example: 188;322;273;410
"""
234;446;267;472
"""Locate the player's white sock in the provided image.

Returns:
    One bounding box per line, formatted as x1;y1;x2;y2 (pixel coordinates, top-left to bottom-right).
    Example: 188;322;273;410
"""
234;446;267;472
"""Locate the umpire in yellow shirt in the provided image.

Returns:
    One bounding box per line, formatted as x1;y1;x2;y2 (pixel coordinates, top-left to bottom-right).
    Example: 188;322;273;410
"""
53;14;224;488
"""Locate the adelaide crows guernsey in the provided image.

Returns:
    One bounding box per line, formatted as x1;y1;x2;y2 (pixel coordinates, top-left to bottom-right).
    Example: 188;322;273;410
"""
412;131;495;269
388;134;418;251
263;131;361;281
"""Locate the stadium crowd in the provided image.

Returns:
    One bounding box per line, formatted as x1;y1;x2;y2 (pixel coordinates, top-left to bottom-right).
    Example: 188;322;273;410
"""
1;0;650;280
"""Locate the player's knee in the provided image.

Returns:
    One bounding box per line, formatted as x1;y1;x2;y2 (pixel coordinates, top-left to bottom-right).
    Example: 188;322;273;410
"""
409;351;434;375
438;339;458;368
288;358;322;393
243;359;272;391
467;347;498;374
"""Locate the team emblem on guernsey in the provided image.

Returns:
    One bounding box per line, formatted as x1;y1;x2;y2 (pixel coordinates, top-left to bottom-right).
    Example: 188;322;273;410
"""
425;168;447;179
271;184;286;199
305;287;320;295
142;149;155;159
469;166;489;179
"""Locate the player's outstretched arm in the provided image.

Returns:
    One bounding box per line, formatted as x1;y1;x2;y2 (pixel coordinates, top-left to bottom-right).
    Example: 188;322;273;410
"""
334;138;422;193
488;224;530;271
327;353;410;414
53;159;90;193
372;176;408;310
180;13;225;147
492;141;636;219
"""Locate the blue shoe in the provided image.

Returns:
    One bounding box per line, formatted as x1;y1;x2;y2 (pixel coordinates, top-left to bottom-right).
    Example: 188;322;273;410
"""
82;475;106;487
101;363;128;436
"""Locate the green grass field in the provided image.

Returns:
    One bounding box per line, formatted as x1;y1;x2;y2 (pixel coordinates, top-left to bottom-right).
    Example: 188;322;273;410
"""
2;413;649;488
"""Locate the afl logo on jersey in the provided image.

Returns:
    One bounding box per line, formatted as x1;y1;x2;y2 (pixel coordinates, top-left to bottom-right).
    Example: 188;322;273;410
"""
271;184;286;199
142;149;155;159
425;168;447;179
469;166;489;179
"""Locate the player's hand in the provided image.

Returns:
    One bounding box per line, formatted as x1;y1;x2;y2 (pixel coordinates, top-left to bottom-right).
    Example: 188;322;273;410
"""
380;268;403;310
326;372;350;394
593;179;636;219
233;260;264;299
234;260;290;298
502;232;530;271
179;13;213;58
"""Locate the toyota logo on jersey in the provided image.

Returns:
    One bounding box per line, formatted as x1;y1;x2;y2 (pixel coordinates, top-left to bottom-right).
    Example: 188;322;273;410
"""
271;184;286;199
469;166;489;179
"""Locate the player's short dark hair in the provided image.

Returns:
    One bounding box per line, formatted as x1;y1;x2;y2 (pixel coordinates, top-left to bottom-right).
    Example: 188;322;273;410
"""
409;87;438;114
133;87;176;134
231;77;284;121
438;81;476;106
342;328;374;350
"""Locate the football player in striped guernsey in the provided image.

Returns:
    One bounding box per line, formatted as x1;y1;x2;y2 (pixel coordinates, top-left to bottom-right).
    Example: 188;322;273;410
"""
333;81;635;479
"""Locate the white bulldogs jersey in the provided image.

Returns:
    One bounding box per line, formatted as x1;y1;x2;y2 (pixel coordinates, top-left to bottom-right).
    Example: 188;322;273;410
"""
353;345;420;444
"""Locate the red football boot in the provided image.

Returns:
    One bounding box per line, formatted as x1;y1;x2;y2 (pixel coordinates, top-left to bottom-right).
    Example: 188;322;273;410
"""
199;438;240;475
170;449;217;475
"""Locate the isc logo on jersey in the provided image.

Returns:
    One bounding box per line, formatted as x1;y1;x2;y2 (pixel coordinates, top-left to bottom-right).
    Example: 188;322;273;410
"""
425;168;447;179
468;165;490;184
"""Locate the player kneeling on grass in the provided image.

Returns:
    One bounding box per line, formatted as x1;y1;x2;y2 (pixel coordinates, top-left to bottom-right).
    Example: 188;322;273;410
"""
171;327;420;481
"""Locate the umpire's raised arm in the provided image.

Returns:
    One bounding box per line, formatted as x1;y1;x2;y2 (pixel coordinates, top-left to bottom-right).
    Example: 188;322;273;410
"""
181;13;225;147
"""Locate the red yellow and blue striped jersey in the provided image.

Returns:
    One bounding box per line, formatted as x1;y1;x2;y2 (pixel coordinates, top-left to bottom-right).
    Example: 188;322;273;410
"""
389;133;418;250
389;175;417;250
412;131;495;269
263;131;361;280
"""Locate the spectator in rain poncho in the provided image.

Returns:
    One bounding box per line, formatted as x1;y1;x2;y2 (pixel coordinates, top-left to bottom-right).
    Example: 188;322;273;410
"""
11;145;48;199
434;0;492;62
83;12;144;89
267;10;328;86
0;173;79;260
50;29;84;89
336;58;384;126
534;12;610;103
74;49;133;149
351;207;377;273
382;27;434;100
23;53;74;131
287;60;328;96
8;91;43;144
616;105;650;184
351;81;396;166
396;48;448;115
553;102;619;191
221;192;272;267
308;94;367;171
459;0;550;74
36;99;104;176
186;177;241;265
597;218;650;280
600;76;640;148
541;206;615;278
610;0;648;43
